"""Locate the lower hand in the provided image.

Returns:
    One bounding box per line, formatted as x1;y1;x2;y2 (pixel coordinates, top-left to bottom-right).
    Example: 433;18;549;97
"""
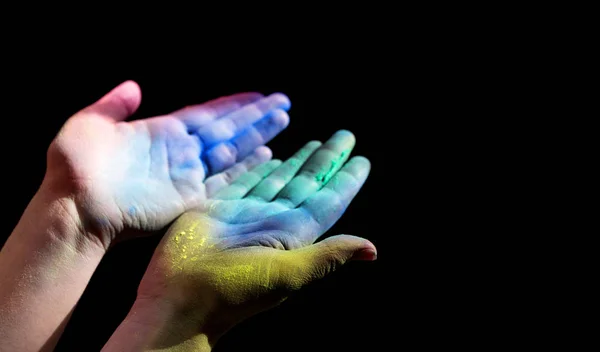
136;130;376;347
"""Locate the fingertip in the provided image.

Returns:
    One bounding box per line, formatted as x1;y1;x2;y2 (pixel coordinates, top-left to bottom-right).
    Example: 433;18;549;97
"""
351;248;378;261
318;235;377;261
120;79;140;90
305;140;323;149
362;239;377;254
342;236;376;261
333;129;355;141
268;93;291;111
349;155;371;168
91;80;142;120
271;109;290;129
270;159;283;167
117;80;142;104
344;156;371;181
254;146;273;161
323;129;356;152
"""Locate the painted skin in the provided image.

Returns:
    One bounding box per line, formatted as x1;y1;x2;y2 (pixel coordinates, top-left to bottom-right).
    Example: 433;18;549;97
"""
44;81;291;248
132;130;376;351
0;82;291;351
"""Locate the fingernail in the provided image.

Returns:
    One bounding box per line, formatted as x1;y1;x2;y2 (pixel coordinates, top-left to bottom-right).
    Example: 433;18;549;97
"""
352;248;377;261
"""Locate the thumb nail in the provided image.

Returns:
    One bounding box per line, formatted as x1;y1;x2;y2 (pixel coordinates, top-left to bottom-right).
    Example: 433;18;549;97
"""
351;248;377;261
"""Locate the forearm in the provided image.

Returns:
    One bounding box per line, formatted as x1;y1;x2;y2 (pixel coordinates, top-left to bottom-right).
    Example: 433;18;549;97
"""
0;187;106;351
102;298;214;352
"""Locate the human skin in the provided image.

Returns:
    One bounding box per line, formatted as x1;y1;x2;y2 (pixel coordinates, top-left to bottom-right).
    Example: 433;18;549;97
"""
102;130;376;351
0;81;290;351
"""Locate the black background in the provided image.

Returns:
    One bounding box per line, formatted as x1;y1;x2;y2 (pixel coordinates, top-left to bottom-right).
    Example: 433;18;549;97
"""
0;9;561;349
0;52;415;351
0;30;531;349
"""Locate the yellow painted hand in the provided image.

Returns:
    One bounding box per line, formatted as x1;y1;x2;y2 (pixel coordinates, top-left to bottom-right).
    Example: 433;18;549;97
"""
136;131;376;347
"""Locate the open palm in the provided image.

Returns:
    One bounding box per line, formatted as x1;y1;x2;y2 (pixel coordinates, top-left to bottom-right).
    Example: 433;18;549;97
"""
44;81;290;246
137;130;375;342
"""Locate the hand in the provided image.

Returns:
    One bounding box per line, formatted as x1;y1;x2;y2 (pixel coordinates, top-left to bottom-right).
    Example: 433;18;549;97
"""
136;130;376;347
43;81;290;248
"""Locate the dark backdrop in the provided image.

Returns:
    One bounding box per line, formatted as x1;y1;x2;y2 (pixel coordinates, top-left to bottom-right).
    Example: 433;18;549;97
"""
0;57;411;351
0;13;541;351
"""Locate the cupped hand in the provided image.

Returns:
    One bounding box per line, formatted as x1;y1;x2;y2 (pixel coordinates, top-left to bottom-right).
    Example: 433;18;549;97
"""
137;130;376;342
44;81;290;247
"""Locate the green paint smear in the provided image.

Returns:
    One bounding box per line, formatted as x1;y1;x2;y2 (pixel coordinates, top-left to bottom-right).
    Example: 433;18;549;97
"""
315;150;349;185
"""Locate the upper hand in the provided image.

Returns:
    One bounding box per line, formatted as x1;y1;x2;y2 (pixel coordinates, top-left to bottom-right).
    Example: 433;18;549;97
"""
43;81;290;248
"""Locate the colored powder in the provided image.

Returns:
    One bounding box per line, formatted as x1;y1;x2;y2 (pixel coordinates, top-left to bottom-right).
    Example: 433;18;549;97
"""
221;264;254;281
168;216;215;272
315;150;348;184
164;213;299;301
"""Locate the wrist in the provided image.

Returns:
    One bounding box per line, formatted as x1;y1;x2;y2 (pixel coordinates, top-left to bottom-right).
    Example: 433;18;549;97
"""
16;181;108;257
104;297;218;351
0;181;107;351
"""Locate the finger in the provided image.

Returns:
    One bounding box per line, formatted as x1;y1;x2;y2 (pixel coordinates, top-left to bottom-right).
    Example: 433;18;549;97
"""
205;146;273;198
303;234;377;263
203;109;289;173
296;156;371;243
213;160;282;200
247;141;322;201
172;92;264;130
274;130;355;208
82;80;141;121
195;93;291;147
276;235;376;290
221;108;290;162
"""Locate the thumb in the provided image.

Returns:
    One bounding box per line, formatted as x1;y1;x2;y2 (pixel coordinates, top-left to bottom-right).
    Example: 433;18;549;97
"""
83;80;142;121
293;235;377;283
